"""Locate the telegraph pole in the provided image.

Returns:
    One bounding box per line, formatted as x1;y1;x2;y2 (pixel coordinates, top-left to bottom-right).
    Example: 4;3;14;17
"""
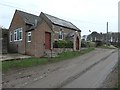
106;22;108;45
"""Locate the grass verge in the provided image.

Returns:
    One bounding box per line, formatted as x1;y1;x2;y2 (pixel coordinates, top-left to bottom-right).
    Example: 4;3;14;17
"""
98;44;117;49
2;48;95;72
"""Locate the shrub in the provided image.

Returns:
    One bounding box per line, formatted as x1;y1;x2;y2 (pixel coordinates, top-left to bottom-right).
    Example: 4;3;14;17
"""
81;40;88;47
53;40;73;48
81;40;96;47
65;40;73;48
87;41;96;47
57;40;67;48
95;40;104;47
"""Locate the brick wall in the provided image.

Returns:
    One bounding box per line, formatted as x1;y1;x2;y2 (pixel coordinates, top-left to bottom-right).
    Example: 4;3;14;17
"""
52;25;81;51
25;30;35;56
33;19;53;57
53;25;75;41
9;11;26;54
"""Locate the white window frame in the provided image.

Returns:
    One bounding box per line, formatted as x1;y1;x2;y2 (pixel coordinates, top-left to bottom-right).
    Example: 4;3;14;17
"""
10;31;12;42
14;30;17;41
14;28;23;42
27;32;31;42
17;29;19;41
59;31;64;40
19;28;22;41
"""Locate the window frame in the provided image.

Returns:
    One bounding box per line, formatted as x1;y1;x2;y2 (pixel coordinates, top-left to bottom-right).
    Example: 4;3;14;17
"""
19;28;22;41
14;30;17;41
59;31;64;40
27;32;31;42
14;28;23;42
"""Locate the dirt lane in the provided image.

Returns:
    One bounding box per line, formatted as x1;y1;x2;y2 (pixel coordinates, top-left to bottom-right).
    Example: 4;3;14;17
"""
62;50;118;88
2;48;117;88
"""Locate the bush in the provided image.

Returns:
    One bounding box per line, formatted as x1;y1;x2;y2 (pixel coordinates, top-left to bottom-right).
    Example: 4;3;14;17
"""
81;40;96;47
57;40;67;48
87;41;96;47
65;40;73;48
53;40;73;48
81;40;88;47
95;40;104;47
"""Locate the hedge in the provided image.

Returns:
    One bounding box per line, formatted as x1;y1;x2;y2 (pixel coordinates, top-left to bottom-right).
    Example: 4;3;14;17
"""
81;40;96;47
53;40;73;48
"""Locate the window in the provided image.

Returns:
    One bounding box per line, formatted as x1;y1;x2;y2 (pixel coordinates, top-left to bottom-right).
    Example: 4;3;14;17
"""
59;31;63;40
17;30;19;40
14;28;22;41
28;32;31;42
14;30;17;41
10;32;12;42
19;29;22;41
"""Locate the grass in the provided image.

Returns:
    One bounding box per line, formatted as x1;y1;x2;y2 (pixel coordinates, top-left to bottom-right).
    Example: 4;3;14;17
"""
55;47;95;61
98;44;117;49
2;58;48;72
2;48;95;72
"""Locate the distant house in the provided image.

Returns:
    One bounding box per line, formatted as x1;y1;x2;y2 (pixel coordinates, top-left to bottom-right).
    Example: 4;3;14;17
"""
9;10;81;57
97;32;118;43
82;35;88;41
87;31;119;46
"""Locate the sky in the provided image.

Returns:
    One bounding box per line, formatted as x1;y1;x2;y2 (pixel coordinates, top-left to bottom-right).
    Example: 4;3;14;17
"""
0;0;119;36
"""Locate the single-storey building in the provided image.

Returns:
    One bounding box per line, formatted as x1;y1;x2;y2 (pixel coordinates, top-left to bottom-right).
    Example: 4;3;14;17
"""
9;10;81;57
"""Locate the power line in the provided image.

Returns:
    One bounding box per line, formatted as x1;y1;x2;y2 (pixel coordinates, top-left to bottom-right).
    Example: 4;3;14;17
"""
0;3;40;14
0;3;26;11
68;18;105;25
0;2;107;27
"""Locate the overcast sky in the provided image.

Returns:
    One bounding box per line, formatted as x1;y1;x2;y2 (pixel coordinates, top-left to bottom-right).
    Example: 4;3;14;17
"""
0;0;119;36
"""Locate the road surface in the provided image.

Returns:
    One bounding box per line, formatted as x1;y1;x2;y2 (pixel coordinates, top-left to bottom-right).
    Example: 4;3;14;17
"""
2;48;118;88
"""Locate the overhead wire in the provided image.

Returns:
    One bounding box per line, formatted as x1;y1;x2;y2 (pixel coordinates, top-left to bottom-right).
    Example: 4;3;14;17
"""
0;2;106;25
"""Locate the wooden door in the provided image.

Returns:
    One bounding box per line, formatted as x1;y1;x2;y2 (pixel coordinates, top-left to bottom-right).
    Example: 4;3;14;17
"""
45;32;51;49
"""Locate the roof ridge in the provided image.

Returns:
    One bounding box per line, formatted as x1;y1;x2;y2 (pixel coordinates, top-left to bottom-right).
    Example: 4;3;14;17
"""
16;9;39;17
15;10;81;31
16;9;41;25
43;13;73;24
